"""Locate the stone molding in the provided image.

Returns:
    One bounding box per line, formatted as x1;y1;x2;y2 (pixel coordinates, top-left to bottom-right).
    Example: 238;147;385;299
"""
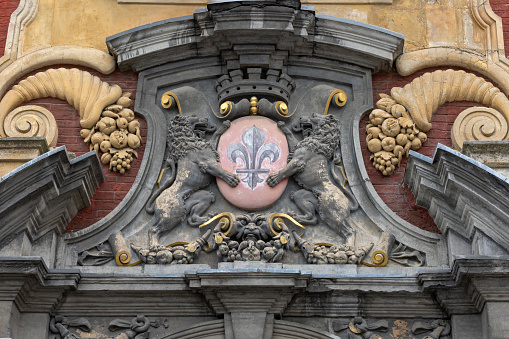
186;269;310;314
0;257;504;337
461;140;509;177
404;143;509;255
0;145;103;245
0;256;80;312
0;0;39;72
0;136;49;178
397;0;509;85
419;256;509;313
107;1;403;73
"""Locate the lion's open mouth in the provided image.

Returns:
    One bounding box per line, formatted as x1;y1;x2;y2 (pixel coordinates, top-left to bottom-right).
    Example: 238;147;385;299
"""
300;122;313;138
192;120;215;139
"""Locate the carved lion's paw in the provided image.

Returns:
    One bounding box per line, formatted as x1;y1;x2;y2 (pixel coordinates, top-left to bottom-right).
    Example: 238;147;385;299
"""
266;173;280;187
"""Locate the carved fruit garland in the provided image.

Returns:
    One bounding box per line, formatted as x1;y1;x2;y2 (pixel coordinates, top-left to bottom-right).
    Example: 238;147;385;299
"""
0;68;142;174
81;93;142;174
366;95;427;176
366;69;509;176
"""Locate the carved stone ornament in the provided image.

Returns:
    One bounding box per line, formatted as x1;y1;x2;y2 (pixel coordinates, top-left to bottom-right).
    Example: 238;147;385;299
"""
116;93;425;267
366;69;509;175
0;68;142;174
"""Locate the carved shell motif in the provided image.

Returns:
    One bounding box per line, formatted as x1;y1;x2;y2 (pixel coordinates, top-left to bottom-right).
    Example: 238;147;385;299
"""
366;69;509;176
0;68;142;174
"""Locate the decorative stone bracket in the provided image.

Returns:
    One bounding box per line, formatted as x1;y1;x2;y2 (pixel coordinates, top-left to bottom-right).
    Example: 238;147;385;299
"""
186;269;310;339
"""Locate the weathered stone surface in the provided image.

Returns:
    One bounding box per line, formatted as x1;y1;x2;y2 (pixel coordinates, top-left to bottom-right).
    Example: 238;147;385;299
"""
461;140;509;178
0;146;103;245
107;4;403;72
404;144;509;259
0;137;49;178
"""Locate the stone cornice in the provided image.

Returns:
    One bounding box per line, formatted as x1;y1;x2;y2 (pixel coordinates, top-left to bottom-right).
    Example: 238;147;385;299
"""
0;257;80;312
0;146;104;244
107;1;403;72
404;144;509;252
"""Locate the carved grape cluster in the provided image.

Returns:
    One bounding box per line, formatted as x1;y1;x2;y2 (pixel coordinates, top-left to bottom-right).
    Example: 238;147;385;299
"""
366;94;427;176
80;93;142;174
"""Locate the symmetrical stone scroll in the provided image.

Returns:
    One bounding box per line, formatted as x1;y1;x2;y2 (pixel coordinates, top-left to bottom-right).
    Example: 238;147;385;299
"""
3;105;58;148
366;69;509;175
0;68;142;173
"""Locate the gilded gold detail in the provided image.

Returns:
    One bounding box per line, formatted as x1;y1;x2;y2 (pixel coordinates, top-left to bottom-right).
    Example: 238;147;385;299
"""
250;96;258;115
349;322;362;334
157;168;166;189
161;91;182;114
324;89;347;115
313;242;334;247
276;101;288;116
199;212;234;236
360;250;388;267
220;101;233;116
268;213;306;237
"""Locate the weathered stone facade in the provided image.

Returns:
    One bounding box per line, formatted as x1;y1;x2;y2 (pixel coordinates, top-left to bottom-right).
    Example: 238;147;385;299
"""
1;0;509;338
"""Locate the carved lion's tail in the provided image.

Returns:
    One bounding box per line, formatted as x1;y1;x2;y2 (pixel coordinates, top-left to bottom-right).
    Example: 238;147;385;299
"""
331;165;359;212
145;159;176;214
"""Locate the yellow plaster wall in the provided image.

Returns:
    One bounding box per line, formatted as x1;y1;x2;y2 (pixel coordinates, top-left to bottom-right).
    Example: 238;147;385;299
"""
310;0;486;53
23;0;486;55
24;0;197;53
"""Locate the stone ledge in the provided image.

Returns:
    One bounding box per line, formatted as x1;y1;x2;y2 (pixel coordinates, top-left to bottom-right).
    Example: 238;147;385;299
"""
0;146;104;244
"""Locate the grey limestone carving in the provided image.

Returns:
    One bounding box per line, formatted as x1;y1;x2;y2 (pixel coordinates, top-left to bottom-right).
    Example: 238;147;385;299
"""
1;1;509;338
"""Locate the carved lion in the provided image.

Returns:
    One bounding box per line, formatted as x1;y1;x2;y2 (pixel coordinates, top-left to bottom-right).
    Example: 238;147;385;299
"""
267;114;358;246
144;115;239;251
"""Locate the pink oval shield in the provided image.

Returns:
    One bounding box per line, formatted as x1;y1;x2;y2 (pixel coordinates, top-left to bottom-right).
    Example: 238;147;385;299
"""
217;116;289;210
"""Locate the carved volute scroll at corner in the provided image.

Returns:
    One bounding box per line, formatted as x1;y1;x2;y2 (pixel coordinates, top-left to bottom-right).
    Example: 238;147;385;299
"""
3;105;58;148
0;68;142;174
366;69;509;175
452;107;508;150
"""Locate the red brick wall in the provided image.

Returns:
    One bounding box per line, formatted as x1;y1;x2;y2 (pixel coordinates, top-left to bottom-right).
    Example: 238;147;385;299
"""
6;66;144;233
492;0;509;57
363;68;478;233
359;3;509;233
0;0;20;52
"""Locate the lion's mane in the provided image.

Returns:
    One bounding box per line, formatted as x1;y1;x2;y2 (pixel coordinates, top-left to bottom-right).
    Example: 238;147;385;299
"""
290;114;340;161
166;115;219;162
